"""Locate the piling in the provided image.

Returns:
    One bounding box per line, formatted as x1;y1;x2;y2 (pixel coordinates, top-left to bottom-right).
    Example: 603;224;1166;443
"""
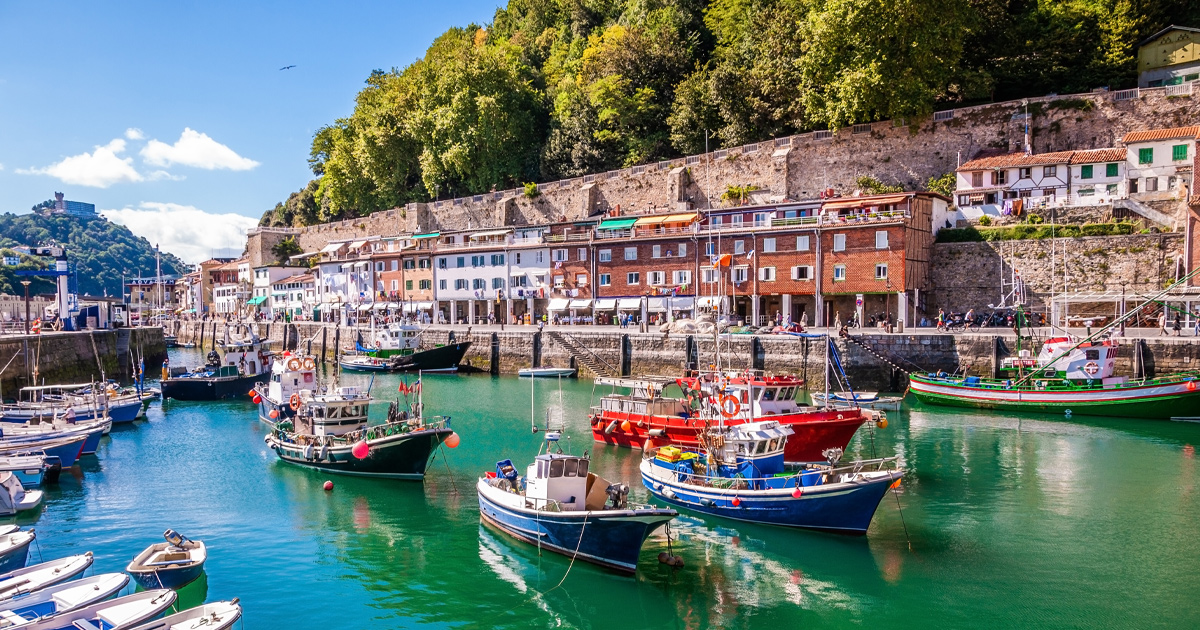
532;332;542;368
619;334;631;377
490;333;499;375
751;337;765;371
334;325;341;362
321;327;328;364
198;322;206;349
991;336;1001;379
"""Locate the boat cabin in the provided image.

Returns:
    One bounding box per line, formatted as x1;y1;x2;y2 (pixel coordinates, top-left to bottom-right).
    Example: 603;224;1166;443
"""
373;324;421;353
524;453;590;511
1038;338;1118;381
211;341;269;377
295;387;372;437
713;420;793;476
267;353;318;404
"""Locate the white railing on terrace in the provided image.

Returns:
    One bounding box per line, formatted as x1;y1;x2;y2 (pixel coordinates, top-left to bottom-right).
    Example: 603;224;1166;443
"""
544;233;591;243
1164;82;1194;97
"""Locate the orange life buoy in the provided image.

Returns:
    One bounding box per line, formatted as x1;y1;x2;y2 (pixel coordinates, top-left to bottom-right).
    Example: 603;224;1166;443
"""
287;358;301;371
720;395;741;418
303;357;316;370
289;393;301;410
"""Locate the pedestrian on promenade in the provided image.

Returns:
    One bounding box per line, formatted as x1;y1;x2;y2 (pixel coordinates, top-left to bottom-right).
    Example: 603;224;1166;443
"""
1193;311;1200;336
1173;312;1182;336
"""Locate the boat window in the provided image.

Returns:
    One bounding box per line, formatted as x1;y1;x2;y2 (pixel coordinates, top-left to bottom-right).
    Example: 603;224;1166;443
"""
314;407;324;418
562;458;578;477
549;459;565;477
537;461;546;477
741;390;749;404
756;441;767;454
737;443;746;454
762;388;776;401
272;374;281;383
769;438;779;451
577;459;588;477
346;406;360;417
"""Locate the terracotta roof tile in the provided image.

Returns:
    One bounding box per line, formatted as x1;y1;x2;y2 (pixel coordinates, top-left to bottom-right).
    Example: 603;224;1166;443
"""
1122;126;1200;144
1191;195;1200;208
957;151;1075;171
1069;148;1126;164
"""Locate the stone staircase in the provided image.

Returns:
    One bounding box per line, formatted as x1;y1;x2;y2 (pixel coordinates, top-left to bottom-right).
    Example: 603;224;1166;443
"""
544;330;619;378
1113;198;1176;229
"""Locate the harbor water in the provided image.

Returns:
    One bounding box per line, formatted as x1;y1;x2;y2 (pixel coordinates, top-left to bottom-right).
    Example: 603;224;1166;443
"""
19;349;1200;629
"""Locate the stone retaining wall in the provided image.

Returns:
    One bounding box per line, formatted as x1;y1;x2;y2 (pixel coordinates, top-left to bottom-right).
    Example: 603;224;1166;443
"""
0;328;165;395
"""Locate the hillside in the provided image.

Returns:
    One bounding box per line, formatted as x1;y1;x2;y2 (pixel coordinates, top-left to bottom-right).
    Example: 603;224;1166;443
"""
261;0;1198;228
0;213;189;298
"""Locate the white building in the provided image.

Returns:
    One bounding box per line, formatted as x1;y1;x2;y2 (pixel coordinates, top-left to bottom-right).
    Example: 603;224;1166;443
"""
313;238;379;322
955;151;1074;216
250;266;295;315
213;284;239;315
432;228;550;324
1122;126;1197;202
271;272;315;319
1068;148;1128;203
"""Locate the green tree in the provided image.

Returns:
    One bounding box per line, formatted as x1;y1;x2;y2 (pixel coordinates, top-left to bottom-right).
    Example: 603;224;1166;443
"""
270;237;304;265
925;172;956;198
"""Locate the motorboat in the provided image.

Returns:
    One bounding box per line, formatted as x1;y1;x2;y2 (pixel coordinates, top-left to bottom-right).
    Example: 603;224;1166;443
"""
0;531;36;574
252;353;319;427
340;323;471;373
125;600;241;630
125;530;206;590
0;435;87;469
161;337;272;401
641;421;903;534
517;367;577;378
0;456;53;488
0;554;94;603
0;475;41;518
0;418;109;457
810;391;903;411
19;589;176;630
0;573;128;626
0;386;140;425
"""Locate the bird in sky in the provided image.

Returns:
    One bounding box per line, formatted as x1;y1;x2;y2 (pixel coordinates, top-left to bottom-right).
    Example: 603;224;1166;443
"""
279;65;296;71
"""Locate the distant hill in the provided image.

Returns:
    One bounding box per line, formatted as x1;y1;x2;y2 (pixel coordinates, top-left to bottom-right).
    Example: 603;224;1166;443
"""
0;213;189;298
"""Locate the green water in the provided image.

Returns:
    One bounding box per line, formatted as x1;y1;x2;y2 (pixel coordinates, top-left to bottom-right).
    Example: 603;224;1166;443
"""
19;349;1200;629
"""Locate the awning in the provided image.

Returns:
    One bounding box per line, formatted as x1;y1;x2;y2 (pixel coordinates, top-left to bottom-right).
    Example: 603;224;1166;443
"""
597;218;637;230
548;298;571;311
646;297;667;312
594;299;617;309
663;213;698;223
357;304;373;311
569;299;592;309
667;296;695;310
403;301;434;312
320;243;344;253
288;251;319;260
348;240;368;250
413;232;440;239
617;298;642;309
634;216;668;226
373;303;389;310
246;296;267;305
388;302;402;309
470;229;513;239
822;194;910;211
697;296;727;308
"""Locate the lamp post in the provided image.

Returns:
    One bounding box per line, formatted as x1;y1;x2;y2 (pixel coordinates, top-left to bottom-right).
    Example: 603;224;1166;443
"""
20;281;31;334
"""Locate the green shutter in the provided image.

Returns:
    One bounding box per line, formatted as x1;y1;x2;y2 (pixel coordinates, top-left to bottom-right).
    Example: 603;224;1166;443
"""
1106;163;1118;177
1080;164;1093;179
1173;144;1188;161
1139;148;1153;164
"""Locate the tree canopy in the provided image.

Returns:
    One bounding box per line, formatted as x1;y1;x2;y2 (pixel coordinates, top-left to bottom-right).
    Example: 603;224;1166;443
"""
258;0;1197;227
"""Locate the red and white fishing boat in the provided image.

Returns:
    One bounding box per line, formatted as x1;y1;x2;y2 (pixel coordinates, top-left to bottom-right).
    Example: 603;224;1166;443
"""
589;370;882;462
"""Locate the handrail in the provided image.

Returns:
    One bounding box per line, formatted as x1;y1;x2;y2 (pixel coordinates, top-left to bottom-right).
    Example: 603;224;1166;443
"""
646;452;899;482
550;330;621;376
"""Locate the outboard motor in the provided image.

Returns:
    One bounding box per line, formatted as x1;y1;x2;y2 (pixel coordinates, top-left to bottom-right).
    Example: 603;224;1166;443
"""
163;528;187;548
606;483;630;509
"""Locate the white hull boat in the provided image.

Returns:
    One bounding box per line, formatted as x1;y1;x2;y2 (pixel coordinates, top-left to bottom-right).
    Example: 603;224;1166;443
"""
0;554;93;603
0;573;128;626
810;392;903;411
517;367;577;378
20;590;176;630
125;600;241;630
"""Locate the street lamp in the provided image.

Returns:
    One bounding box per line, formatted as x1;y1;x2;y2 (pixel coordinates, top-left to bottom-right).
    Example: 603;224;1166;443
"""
20;280;31;334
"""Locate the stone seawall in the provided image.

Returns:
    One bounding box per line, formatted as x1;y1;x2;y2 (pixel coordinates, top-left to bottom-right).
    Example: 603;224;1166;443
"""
238;322;1200;392
0;328;166;394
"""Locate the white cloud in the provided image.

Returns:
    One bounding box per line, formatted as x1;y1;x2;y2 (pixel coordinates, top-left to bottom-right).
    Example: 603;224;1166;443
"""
140;128;259;171
101;202;257;264
17;139;144;188
146;170;185;182
0;164;4;171
125;128;145;140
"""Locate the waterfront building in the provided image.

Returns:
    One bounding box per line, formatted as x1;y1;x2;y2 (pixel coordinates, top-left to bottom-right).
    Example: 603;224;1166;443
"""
313;238;378;322
249;265;294;316
592;212;700;325
1067;149;1128;203
371;233;437;320
123;276;178;312
545;220;596;323
954;151;1075;213
433;227;550;324
1137;25;1200;88
196;258;236;315
270;272;316;320
1122;126;1197;201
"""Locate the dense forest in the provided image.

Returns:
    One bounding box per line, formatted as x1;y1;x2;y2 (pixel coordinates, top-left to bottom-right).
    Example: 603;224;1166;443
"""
261;0;1197;227
0;213;188;298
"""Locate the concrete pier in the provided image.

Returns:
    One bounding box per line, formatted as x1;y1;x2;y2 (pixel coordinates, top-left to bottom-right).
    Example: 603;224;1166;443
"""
0;328;166;395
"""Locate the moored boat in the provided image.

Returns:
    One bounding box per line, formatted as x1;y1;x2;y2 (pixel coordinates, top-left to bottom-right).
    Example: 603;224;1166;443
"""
0;553;94;603
0;474;42;518
0;531;36;574
0;435;87;469
341;323;471;373
161;338;272;401
0;573;129;626
0;456;52;488
252;353;319;426
20;589;176;630
125;530;206;590
810;391;903;411
517;367;577;378
125;600;242;630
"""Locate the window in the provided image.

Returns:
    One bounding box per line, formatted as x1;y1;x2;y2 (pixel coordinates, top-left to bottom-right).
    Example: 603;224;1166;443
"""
624;247;637;261
1080;164;1093;179
734;240;745;254
1106;163;1119;177
652;245;662;258
705;242;715;256
648;271;665;286
491;254;505;266
875;263;888;279
454;279;467;290
553;275;565;287
1129;178;1139;193
791;266;813;281
753;212;769;225
375;262;384;271
419;279;431;290
710;216;723;227
511;275;528;287
1107;183;1118;194
578;248;587;262
576;274;588;286
971;172;983;187
439;279;447;290
729;215;744;227
1019;167;1031;179
1078;188;1095;197
438;258;447;269
492;277;505;289
553;249;567;262
405;280;413;290
702;268;718;283
1146;177;1159;192
833;234;846;252
833;265;846;281
515;253;522;264
390;260;399;271
875;231;888;249
627;272;640;285
758;266;776;281
472;279;485;290
390;280;399;291
599;249;612;262
796;235;810;251
678;243;687;257
732;266;748;283
535;251;545;264
471;255;483;268
1043;165;1057;177
456;257;465;269
1173;144;1188;161
993;170;1007;185
1138;148;1153;164
762;238;776;253
673;270;691;285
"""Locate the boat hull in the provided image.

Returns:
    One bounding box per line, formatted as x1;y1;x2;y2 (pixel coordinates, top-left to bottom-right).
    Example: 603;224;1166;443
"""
267;427;451;479
592;409;866;462
908;374;1200;419
0;538;32;574
129;562;205;590
0;436;86;468
162;372;267;401
377;342;473;373
640;460;901;534
477;482;675;573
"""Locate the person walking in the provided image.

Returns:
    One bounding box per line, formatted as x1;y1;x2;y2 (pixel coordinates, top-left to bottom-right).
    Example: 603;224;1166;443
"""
1173;312;1182;336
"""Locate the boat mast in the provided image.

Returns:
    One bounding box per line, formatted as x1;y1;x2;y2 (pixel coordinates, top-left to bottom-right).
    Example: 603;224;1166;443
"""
824;334;830;408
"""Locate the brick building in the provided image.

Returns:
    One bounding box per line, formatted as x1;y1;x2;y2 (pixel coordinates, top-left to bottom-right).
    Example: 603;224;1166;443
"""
592;212;701;324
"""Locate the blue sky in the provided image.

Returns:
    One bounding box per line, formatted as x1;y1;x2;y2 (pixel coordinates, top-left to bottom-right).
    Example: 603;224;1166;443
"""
0;0;501;261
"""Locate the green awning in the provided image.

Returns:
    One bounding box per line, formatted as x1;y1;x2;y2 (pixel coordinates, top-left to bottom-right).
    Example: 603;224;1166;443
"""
413;232;441;239
246;296;267;305
597;218;637;230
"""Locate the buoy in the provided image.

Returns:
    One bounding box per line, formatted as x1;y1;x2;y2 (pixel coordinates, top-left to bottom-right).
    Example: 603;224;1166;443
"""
732;497;741;507
252;395;262;405
877;417;888;429
268;409;279;419
351;441;370;459
444;432;461;448
700;498;716;507
648;429;666;437
620;420;632;433
604;421;620;435
657;552;684;568
792;487;803;498
247;390;257;398
323;480;334;491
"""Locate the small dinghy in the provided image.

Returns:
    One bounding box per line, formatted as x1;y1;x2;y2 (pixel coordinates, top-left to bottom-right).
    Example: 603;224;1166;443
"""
19;589;176;630
0;474;43;518
124;599;241;630
0;531;35;574
0;573;128;627
810;391;903;411
125;530;206;590
0;554;93;603
517;367;577;378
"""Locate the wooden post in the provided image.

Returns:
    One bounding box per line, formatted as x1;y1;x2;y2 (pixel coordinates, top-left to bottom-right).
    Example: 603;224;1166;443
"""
619;333;631;377
751;336;765;371
334;324;341;363
991;335;1001;379
211;322;218;352
490;332;500;375
198;322;205;350
532;331;542;368
321;327;328;364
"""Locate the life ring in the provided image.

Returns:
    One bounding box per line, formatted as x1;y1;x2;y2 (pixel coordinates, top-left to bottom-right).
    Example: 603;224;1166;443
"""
1083;361;1100;376
303;357;316;370
287;358;301;371
646;386;655;399
289;393;301;410
375;340;382;349
720;395;741;418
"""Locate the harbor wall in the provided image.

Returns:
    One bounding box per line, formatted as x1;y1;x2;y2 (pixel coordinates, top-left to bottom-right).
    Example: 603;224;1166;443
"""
0;328;166;396
242;322;1200;392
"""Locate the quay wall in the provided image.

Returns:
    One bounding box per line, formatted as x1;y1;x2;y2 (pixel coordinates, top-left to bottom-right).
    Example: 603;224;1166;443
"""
237;322;1200;391
0;328;166;395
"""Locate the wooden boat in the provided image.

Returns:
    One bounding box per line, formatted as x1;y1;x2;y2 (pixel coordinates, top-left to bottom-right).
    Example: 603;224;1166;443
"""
810;392;903;411
347;323;471;373
125;600;241;630
161;340;272;401
125;530;206;590
0;531;36;574
517;367;577;378
20;589;176;630
0;573;128;626
0;554;93;603
641;421;903;533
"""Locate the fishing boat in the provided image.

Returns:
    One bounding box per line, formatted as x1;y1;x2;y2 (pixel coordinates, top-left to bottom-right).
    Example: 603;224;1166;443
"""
517;367;578;378
125;530;206;590
0;418;109;457
20;589;176;630
0;456;54;488
0;531;36;574
0;435;87;469
264;379;454;479
0;573;128;626
0;385;140;425
0;553;94;603
161;337;272;401
0;474;42;518
124;600;242;630
339;323;471;373
810;392;903;411
641;421;903;533
251;353;319;426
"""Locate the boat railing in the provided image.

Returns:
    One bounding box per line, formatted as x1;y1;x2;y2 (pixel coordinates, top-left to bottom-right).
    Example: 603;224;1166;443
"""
648;451;899;484
925;371;1200;390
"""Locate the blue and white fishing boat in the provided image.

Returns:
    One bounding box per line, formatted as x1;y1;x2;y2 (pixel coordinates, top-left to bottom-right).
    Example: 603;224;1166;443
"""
20;589;176;630
0;573;128;626
640;421;903;534
0;456;53;488
0;418;109;457
0;435;86;469
0;530;36;574
125;530;207;590
0;553;94;603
